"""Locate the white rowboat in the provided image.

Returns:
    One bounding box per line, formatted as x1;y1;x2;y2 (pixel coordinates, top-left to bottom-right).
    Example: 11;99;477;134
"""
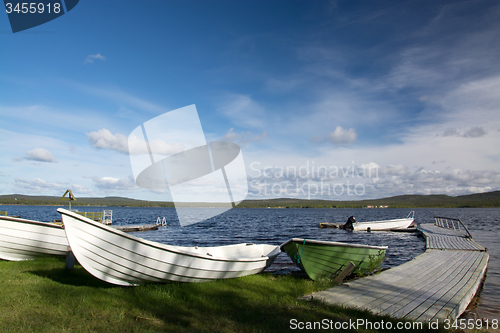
58;208;281;286
0;215;69;261
352;211;415;231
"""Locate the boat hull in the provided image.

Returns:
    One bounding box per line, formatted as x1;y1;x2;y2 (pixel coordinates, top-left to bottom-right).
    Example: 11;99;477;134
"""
280;238;387;281
0;216;69;261
58;208;280;286
353;218;414;231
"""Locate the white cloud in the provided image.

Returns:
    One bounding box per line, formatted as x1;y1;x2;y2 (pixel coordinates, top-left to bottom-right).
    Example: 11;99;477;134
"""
13;178;91;195
87;129;128;153
245;158;500;200
311;126;357;144
328;126;357;144
380;164;408;176
219;128;267;146
147;138;185;156
15;148;57;163
15;178;59;191
84;53;106;64
87;129;185;155
366;167;500;198
92;176;136;192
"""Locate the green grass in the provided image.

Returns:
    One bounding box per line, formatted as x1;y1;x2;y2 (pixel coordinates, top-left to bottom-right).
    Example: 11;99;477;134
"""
1;257;456;332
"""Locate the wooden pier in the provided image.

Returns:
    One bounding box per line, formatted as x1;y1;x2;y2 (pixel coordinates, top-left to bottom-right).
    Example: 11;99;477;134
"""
301;219;489;321
111;224;158;232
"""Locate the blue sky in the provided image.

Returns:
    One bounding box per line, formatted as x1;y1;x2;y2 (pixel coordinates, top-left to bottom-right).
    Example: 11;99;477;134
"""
1;0;499;201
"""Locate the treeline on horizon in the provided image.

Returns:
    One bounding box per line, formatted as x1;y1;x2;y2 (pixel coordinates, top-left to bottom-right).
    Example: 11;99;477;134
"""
0;191;499;208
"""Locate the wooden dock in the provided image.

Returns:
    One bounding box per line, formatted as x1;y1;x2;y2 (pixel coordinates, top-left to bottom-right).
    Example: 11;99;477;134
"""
301;221;489;321
111;224;158;232
319;222;343;228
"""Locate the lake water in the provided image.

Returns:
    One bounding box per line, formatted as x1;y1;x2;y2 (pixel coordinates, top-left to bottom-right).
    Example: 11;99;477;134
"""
2;205;498;320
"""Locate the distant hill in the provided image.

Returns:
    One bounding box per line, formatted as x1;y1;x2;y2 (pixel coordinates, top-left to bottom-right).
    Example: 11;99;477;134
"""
0;191;499;208
0;194;173;207
237;191;500;208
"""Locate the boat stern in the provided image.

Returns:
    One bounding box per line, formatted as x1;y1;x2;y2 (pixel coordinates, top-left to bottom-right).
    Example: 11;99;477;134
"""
264;245;281;268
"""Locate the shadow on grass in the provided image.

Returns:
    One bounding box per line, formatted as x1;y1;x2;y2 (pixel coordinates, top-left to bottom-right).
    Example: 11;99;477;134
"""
14;259;449;333
27;265;113;288
104;273;440;332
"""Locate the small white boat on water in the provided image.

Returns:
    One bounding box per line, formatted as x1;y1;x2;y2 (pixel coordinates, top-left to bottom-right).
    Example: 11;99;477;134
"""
58;208;281;286
0;215;69;261
352;211;415;231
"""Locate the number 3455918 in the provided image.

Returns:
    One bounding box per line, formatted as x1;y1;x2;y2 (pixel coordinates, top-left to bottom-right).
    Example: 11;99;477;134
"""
5;2;62;14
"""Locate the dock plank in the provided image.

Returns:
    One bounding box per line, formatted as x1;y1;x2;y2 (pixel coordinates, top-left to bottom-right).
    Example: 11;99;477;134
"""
415;252;489;320
312;250;474;318
446;253;488;319
419;224;484;251
302;223;489;321
367;251;470;315
330;251;461;310
392;251;482;319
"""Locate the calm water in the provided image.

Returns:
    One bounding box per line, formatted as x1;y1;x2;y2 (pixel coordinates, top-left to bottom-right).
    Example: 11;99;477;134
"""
2;205;499;320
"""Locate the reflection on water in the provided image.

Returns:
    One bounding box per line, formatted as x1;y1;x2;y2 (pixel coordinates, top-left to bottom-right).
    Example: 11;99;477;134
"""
2;205;498;319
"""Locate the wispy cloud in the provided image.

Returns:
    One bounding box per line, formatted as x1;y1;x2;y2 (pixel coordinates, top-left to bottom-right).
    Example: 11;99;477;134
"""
15;178;63;192
14;148;57;163
217;94;267;128
219;128;267;146
0;104;116;134
2;1;498;201
311;126;357;144
66;81;168;115
387;2;499;91
441;126;487;138
84;53;106;64
366;167;500;197
92;176;136;192
245;159;500;200
425;76;500;127
218;1;500;199
13;178;91;195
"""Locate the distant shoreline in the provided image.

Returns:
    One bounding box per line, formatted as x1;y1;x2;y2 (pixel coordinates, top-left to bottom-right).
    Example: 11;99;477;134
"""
1;191;499;209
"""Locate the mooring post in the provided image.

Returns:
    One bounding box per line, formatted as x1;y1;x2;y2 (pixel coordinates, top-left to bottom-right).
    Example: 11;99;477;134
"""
66;246;74;270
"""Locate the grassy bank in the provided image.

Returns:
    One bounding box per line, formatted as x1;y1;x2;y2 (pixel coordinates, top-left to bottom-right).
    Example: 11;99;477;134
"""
0;258;460;333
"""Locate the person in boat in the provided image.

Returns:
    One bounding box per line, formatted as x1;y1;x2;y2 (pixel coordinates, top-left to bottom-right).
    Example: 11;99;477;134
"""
341;216;356;230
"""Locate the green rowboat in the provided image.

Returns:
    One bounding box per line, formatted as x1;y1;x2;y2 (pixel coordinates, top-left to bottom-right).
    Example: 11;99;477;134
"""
280;238;387;281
